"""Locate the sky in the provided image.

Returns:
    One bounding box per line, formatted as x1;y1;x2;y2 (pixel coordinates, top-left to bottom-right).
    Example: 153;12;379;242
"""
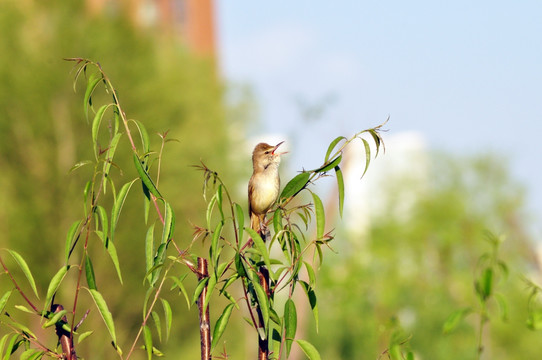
215;1;542;236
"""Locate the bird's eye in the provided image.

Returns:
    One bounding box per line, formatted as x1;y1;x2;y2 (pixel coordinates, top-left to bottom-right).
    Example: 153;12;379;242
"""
264;151;270;154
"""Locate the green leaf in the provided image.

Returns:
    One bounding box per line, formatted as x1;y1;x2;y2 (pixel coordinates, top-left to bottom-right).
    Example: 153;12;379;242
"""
45;265;72;309
3;334;20;360
300;281;319;331
304;261;316;287
42;309;68;328
311;192;325;239
84;72;101;118
7;250;39;299
295;339;321;360
245;227;271;271
360;138;371;178
111;179;138;242
91;104;111;158
216;184;225;220
95;231;123;284
0;290;13;314
161;201;175;244
88;289;117;344
143;325;152;360
103;132;123;181
169;274;191;309
161;298;172;341
281;172;310;199
19;349;43;360
151;311;162;342
150;243;167;286
314;154;342;173
77;331;94;344
235;253;247;278
527;309;542;330
211;303;235;350
234;203;244;244
476;268;493;301
145;224;156;275
192;277;209;305
69;160;93;173
252;279;269;337
442;308;471;334
325;136;346;162
272;208;283;235
203;272;217;313
334;166;345;217
134;119;151;154
210;221;224;267
64;220;81;264
133;154;162;198
284;298;297;356
85;255;97;290
95;205;109;241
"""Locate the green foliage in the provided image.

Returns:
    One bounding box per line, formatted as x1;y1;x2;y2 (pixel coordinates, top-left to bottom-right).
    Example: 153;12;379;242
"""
314;153;539;360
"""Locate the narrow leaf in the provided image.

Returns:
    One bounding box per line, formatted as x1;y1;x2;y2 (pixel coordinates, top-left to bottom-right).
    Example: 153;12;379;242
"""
334;166;345;217
234;203;244;244
151;311;162;342
280;172;310;199
7;250;39;299
84;72;101;118
95;205;109;241
91;104;111;157
45;266;72;308
361;138;371;178
311;192;325;239
252;280;269;336
300;281;319;331
88;289;117;344
245;227;271;271
0;290;13;314
103;132;123;180
43;309;68;328
133;154;162;198
77;331;94;344
211;303;235;350
443;308;472;334
134;120;151;154
295;339;321;360
210;221;224;266
161;201;175;244
161;298;172;341
85;255;97;290
314;155;342;173
192;277;209;305
145;223;155;274
284;298;297;356
325;136;346;162
111;179;138;242
143;325;152;360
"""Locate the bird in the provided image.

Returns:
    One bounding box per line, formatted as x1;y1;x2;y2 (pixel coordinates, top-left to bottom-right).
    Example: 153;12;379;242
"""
248;141;285;236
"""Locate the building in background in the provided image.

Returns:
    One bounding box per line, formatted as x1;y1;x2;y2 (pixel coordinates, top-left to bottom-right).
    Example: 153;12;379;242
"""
85;0;216;58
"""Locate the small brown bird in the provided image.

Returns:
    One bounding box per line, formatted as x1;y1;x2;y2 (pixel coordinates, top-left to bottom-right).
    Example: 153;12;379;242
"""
248;141;285;235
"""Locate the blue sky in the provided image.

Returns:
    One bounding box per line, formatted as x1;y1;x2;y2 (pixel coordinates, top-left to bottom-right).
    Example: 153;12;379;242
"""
216;1;542;235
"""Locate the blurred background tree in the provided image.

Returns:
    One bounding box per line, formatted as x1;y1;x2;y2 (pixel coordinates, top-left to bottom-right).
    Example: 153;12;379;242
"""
0;1;246;358
313;153;540;359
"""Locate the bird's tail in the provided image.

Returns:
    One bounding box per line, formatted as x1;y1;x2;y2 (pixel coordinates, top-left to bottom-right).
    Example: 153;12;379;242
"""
250;212;263;235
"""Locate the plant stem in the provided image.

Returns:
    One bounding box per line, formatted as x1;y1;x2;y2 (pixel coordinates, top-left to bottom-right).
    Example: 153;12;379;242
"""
197;257;211;360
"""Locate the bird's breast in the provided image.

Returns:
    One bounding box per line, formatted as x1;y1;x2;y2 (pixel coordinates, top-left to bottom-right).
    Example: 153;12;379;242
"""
250;170;280;214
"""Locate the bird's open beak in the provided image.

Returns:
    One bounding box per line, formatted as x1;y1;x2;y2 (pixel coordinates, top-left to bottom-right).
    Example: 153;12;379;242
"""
272;141;287;155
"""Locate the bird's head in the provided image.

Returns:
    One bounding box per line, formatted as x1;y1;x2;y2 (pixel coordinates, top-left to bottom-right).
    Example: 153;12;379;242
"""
252;141;286;170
